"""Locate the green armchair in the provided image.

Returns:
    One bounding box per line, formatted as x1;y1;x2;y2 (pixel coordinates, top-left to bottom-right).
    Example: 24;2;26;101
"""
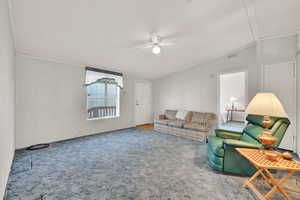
207;115;290;176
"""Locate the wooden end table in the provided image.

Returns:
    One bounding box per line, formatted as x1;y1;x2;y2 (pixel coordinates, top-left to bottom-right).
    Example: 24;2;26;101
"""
236;148;300;200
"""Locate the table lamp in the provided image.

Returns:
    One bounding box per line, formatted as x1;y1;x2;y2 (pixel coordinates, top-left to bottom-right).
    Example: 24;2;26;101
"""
230;97;237;109
245;93;288;149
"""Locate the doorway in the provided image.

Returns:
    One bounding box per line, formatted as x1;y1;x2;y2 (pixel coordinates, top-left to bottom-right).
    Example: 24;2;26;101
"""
135;80;153;126
262;62;297;151
219;71;247;130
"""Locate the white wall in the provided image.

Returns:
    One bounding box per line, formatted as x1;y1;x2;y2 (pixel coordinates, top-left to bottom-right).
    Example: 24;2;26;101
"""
261;35;297;65
0;0;16;198
153;45;259;119
261;35;298;152
297;34;300;155
16;55;137;149
153;36;299;152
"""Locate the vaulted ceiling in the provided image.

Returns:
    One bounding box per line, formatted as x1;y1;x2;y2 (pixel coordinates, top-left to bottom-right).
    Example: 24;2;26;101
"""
10;0;300;79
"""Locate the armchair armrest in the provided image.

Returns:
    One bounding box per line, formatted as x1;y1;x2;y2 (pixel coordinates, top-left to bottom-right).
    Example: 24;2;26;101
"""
215;129;243;140
159;115;166;120
223;139;262;149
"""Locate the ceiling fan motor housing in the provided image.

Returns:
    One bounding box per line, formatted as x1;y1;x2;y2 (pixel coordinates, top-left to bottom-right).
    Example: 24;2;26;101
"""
150;33;161;45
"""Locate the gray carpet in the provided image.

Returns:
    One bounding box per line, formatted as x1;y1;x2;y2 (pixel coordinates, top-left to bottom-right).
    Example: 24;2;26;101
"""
5;129;300;200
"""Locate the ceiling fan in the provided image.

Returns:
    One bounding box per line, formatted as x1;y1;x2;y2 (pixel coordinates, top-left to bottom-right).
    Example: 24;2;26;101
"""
119;31;191;55
133;33;174;55
150;33;162;55
149;33;175;55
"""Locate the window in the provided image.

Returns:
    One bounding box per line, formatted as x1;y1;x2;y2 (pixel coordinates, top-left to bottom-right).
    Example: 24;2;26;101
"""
85;67;123;119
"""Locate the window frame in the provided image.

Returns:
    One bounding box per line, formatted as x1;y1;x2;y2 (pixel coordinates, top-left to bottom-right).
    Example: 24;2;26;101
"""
85;68;122;120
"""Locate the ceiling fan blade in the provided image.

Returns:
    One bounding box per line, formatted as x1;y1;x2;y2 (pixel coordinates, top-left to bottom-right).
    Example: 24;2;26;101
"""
159;41;175;47
162;29;197;41
126;43;152;49
141;43;153;49
162;32;184;40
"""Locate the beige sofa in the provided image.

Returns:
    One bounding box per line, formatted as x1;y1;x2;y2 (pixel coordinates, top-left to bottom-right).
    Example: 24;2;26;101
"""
154;110;217;142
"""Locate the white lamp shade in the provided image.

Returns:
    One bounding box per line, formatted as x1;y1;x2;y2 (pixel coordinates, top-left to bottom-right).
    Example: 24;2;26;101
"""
245;93;288;118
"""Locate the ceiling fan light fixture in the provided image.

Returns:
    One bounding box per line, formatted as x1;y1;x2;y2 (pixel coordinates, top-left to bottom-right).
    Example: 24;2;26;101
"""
152;45;161;55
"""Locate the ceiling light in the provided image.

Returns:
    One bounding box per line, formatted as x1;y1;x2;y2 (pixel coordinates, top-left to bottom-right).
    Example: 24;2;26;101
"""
152;45;161;55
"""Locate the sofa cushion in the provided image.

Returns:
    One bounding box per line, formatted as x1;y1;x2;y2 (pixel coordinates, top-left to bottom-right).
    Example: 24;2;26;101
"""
184;122;209;132
154;119;172;125
165;110;177;120
168;120;185;128
208;136;225;157
191;112;216;124
176;109;189;120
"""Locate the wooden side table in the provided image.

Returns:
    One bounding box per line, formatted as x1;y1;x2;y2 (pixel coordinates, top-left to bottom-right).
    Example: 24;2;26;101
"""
236;148;300;200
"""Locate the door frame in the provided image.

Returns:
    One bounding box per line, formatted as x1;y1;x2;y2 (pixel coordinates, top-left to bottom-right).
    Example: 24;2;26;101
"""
134;80;153;126
261;61;297;152
217;69;249;125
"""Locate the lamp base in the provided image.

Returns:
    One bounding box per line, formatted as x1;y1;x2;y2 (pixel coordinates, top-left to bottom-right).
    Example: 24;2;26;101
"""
259;115;277;150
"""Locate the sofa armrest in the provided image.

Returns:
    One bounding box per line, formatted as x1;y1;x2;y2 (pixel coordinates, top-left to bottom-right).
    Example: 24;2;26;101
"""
223;139;262;149
159;115;167;120
215;129;243;140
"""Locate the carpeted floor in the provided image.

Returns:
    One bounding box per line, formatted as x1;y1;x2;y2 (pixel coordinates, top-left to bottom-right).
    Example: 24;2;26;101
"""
5;129;300;200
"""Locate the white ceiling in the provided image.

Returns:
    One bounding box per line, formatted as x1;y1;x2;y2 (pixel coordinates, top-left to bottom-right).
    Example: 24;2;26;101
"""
11;0;300;79
254;0;300;38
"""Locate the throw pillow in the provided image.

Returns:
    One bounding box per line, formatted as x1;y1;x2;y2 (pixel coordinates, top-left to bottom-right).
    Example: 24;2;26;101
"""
176;109;189;120
165;110;177;120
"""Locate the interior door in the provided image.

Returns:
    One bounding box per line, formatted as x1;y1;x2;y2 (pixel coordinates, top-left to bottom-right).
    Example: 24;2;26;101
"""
135;81;152;126
263;62;296;151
